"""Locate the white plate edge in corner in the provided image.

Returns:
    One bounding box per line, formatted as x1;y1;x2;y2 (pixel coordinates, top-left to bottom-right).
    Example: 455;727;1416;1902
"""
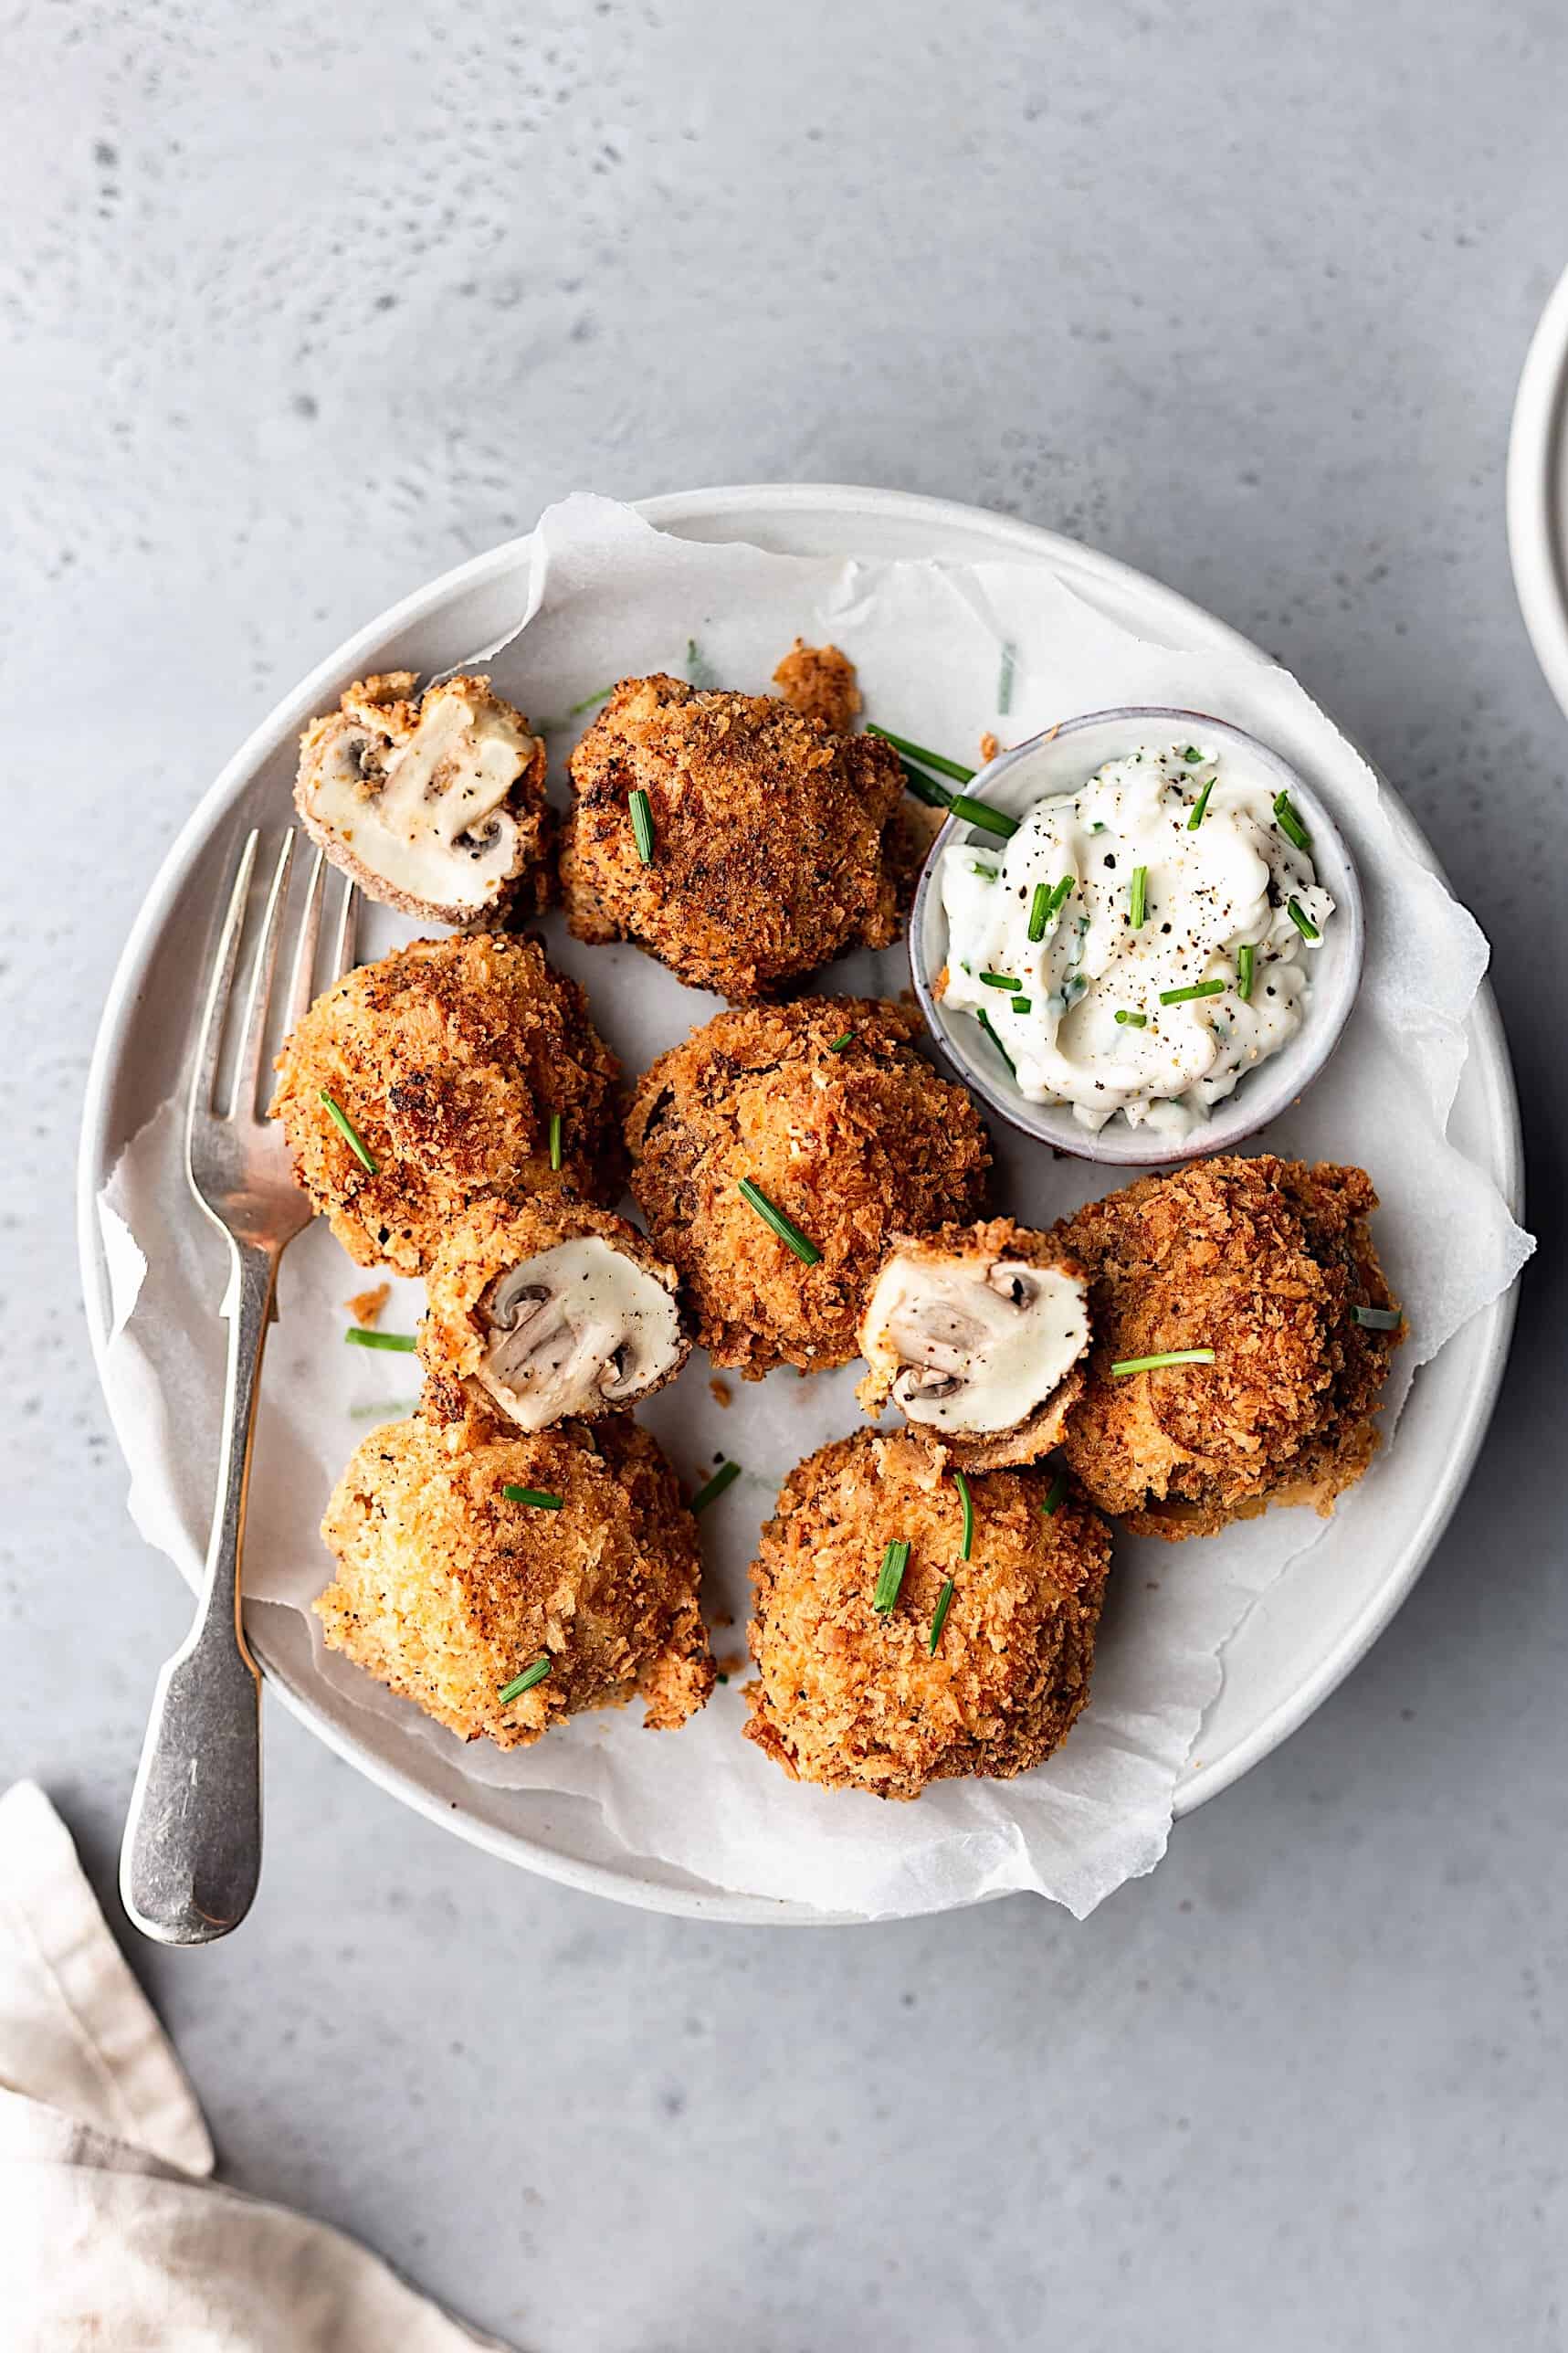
1508;260;1568;726
77;481;1524;1925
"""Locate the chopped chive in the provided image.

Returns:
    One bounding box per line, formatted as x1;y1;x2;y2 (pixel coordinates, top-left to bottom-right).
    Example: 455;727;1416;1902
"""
1027;881;1051;942
690;1458;742;1513
1110;1348;1217;1377
320;1089;376;1175
1159;978;1227;1006
629;787;656;865
900;758;954;810
953;1469;974;1561
1183;744;1204;763
1011;995;1032;1014
974;1007;1016;1076
826;1030;855;1051
1129;865;1148;928
716;1672;730;1685
950;793;1019;839
980;970;1021;990
929;1577;956;1655
498;1657;552;1703
1273;790;1311;853
1237;942;1256;1000
1114;1009;1148;1028
865;724;975;784
1352;1303;1403;1332
1187;776;1215;829
1045;874;1075;922
345;1325;417;1352
549;1111;563;1171
502;1485;564;1509
968;859;999;879
1042;1466;1069;1516
738;1178;821;1266
1287;896;1321;942
873;1538;910;1615
996;644;1016;715
567;684;613;717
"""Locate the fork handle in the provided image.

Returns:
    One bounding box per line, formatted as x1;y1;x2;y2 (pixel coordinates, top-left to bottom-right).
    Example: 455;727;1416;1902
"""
120;1240;275;1945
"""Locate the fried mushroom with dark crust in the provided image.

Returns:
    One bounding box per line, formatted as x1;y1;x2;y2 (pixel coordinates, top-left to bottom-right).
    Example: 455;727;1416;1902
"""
316;1410;713;1748
295;671;550;924
563;673;906;997
858;1218;1091;1471
744;1430;1110;1799
270;933;624;1274
1053;1155;1402;1539
420;1194;689;1433
626;997;991;1377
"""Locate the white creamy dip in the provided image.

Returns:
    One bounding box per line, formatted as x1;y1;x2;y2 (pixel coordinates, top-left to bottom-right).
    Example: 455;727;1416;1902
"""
939;741;1335;1134
479;1237;682;1429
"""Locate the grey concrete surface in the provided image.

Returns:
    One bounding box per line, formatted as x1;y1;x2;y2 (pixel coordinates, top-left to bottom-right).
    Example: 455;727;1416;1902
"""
4;2;1566;2347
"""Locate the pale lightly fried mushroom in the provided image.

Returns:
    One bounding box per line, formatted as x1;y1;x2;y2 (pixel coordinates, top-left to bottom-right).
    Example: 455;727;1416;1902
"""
294;670;547;923
857;1219;1091;1472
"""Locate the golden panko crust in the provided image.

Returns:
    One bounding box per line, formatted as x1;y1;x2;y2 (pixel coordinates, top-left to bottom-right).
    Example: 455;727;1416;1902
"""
562;672;907;997
856;1216;1089;1472
294;671;552;923
1053;1155;1402;1539
744;1430;1110;1799
419;1192;689;1424
315;1410;713;1747
625;997;991;1377
770;638;862;734
269;933;624;1274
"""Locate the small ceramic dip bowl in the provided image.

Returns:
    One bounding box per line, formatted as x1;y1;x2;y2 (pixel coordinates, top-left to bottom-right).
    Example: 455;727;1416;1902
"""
908;706;1365;1168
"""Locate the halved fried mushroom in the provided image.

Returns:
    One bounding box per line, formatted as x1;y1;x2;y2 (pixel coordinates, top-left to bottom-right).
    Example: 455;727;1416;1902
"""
857;1218;1091;1471
295;670;548;923
422;1196;690;1433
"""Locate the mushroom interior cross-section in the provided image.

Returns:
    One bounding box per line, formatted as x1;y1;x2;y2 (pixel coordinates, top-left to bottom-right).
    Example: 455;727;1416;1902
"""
294;670;548;923
421;1196;690;1433
858;1219;1091;1470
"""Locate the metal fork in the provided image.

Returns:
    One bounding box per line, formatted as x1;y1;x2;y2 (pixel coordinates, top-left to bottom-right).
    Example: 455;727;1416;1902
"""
120;829;356;1946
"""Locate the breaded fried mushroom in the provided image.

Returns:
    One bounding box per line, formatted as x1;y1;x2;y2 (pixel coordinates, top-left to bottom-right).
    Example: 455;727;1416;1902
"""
744;1430;1110;1799
626;997;990;1377
858;1218;1091;1471
270;933;623;1273
295;671;549;923
316;1410;713;1747
1054;1155;1403;1538
421;1194;689;1432
562;672;906;997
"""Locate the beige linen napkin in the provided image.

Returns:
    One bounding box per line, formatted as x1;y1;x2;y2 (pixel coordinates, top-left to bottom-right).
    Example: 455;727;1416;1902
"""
0;1781;515;2351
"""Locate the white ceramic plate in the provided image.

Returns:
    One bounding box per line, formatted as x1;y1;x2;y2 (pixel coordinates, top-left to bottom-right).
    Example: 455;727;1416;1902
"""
1508;259;1568;725
79;484;1523;1924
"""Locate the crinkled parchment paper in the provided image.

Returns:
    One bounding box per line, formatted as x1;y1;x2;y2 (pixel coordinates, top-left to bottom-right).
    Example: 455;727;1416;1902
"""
98;496;1533;1919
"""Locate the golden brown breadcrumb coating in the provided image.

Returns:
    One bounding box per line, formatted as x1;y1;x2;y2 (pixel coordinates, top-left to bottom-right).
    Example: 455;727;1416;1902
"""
562;672;906;997
744;1430;1110;1799
771;638;862;734
420;1192;689;1429
1053;1155;1402;1539
625;997;991;1377
316;1410;713;1747
269;933;623;1274
294;670;552;923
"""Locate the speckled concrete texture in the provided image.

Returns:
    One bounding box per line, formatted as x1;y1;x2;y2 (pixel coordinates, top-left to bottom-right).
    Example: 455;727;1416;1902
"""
4;3;1566;2347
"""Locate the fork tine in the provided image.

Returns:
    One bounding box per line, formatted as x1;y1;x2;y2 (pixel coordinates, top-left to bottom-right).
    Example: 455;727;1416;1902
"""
284;845;328;1033
232;832;296;1123
190;830;260;1127
329;877;358;980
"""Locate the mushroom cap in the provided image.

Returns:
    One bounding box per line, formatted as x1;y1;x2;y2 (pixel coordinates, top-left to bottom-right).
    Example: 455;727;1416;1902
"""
421;1194;691;1432
268;932;625;1273
562;673;906;998
625;997;991;1377
857;1217;1091;1472
294;671;550;926
743;1429;1110;1799
315;1409;714;1747
1051;1155;1403;1538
